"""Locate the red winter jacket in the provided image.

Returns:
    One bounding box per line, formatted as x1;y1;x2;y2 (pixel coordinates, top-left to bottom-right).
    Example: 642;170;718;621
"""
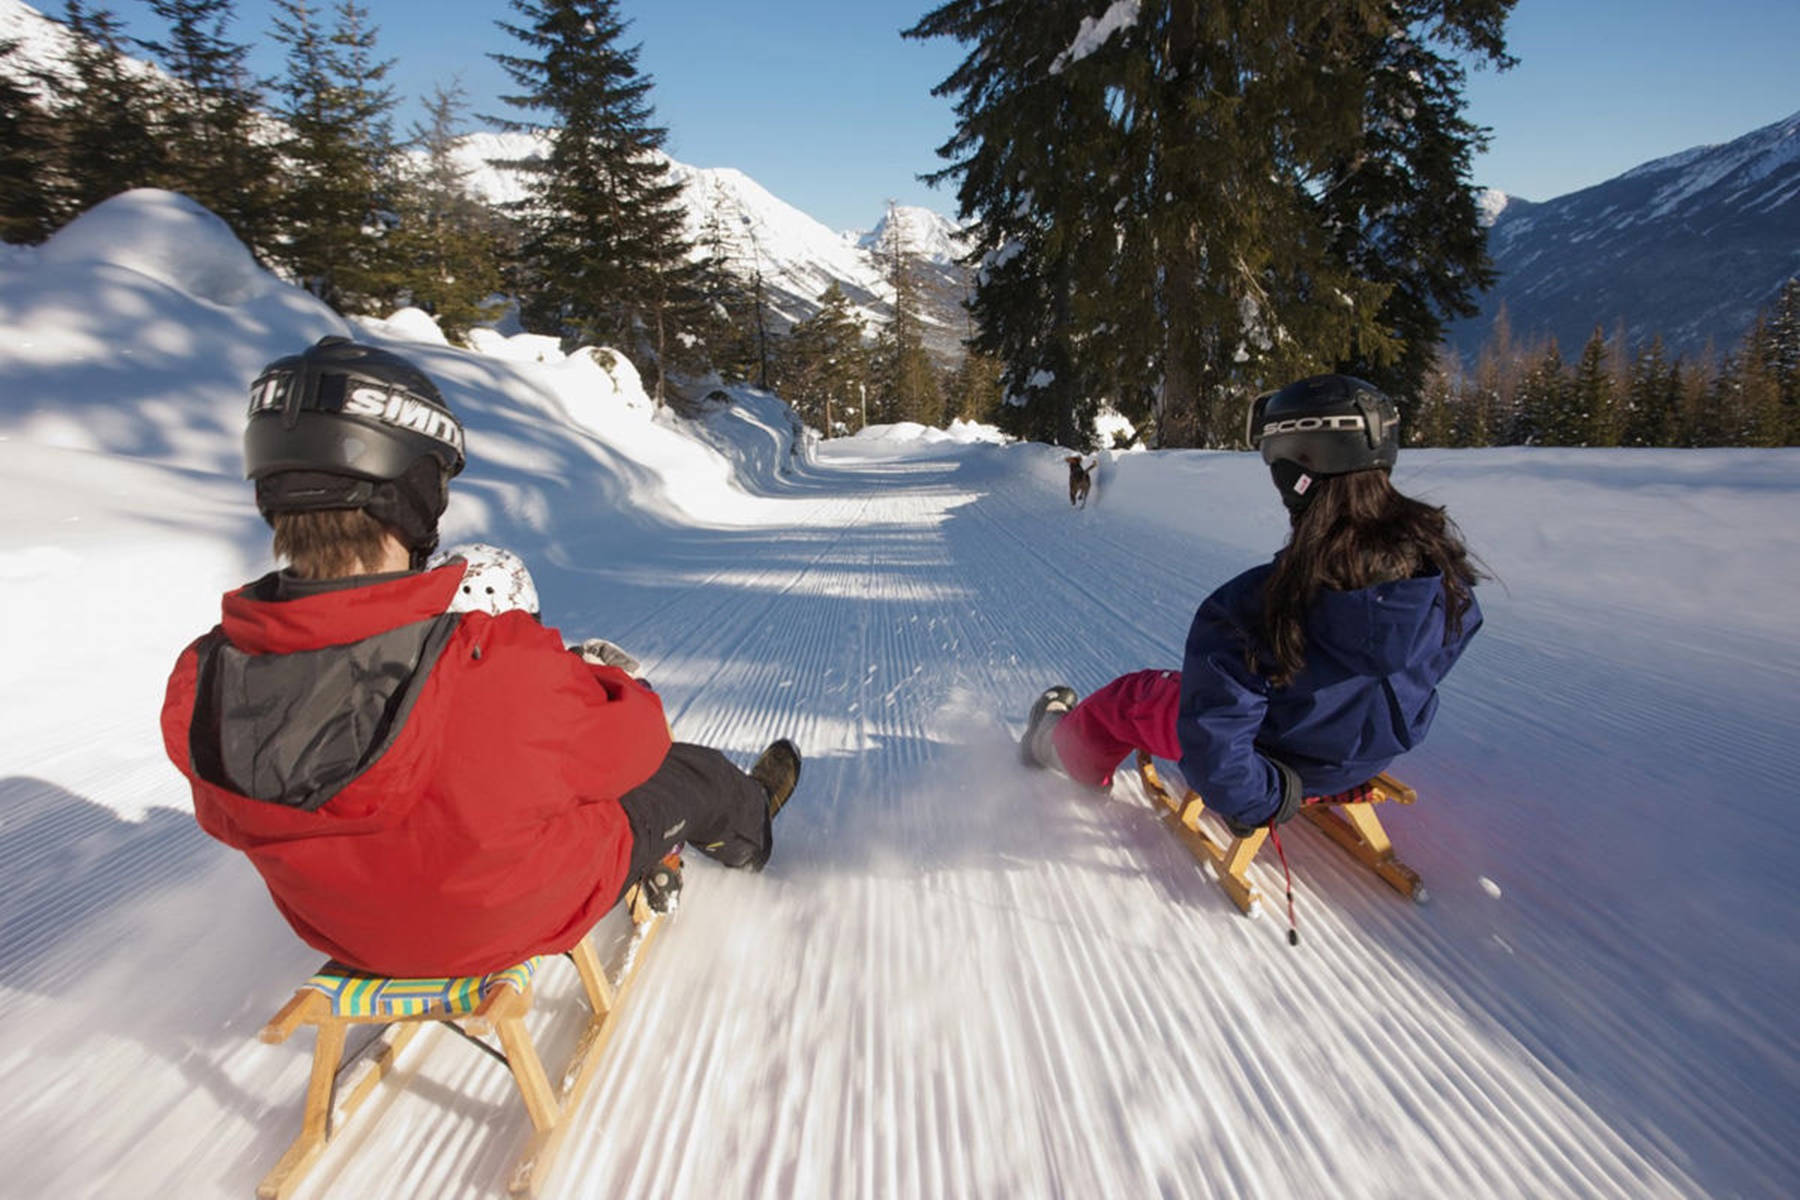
162;563;670;977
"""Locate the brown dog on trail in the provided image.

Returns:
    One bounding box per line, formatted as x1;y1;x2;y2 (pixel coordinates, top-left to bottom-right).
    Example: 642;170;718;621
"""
1065;455;1093;508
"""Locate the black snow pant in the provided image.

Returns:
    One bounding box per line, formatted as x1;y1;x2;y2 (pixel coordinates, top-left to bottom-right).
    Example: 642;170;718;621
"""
615;742;771;903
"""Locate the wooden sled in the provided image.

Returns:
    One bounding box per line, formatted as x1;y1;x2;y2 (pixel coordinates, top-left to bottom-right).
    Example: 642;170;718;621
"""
1135;750;1423;915
255;864;679;1199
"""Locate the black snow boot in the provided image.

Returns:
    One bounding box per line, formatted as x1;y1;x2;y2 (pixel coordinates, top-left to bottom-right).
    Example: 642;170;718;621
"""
751;738;803;820
1020;685;1078;769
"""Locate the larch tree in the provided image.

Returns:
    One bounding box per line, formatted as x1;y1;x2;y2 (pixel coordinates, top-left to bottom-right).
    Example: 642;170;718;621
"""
387;81;509;341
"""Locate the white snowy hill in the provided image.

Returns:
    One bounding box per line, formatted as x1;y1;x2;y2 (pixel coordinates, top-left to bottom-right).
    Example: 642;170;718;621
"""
2;190;1798;1199
455;131;971;364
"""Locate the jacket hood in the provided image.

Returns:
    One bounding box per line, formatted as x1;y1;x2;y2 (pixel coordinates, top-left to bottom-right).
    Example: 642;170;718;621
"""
1306;571;1453;677
190;565;468;813
222;564;464;653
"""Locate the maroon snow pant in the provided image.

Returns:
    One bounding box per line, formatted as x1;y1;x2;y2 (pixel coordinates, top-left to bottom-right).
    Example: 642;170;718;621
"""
1051;669;1184;788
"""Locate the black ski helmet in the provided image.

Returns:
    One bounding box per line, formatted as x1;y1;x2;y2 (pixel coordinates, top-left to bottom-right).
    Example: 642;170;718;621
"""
245;336;465;556
1247;374;1399;512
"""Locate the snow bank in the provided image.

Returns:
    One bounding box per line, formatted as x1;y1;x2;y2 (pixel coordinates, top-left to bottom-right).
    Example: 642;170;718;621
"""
37;189;272;308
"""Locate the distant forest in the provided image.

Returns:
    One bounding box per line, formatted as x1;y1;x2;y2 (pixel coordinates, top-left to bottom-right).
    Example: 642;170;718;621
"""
1411;282;1800;449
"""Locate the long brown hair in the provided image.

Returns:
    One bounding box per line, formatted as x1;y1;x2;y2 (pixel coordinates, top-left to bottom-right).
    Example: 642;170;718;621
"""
1256;470;1481;687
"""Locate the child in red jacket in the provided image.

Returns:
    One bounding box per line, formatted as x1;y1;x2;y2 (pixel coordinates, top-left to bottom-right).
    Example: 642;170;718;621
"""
163;336;799;977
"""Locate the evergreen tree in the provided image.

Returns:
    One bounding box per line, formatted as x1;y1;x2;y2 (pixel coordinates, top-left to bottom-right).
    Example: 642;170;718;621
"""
1571;325;1620;446
0;39;61;241
268;0;401;312
135;0;275;252
908;1;1514;448
1677;345;1721;447
870;203;943;427
1469;304;1519;447
1510;339;1562;446
693;179;771;387
490;0;700;401
387;81;508;340
1624;337;1678;448
906;0;1125;448
1412;350;1459;447
945;347;1004;426
773;282;868;435
1754;276;1799;443
1728;323;1785;447
50;2;171;216
1323;1;1512;407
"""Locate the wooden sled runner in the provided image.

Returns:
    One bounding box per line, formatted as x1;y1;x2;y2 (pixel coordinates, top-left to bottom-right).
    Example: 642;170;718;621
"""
1135;750;1423;915
255;864;679;1199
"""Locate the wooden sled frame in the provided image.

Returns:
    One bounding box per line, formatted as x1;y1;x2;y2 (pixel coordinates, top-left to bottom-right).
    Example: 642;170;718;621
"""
255;879;675;1199
1134;750;1423;915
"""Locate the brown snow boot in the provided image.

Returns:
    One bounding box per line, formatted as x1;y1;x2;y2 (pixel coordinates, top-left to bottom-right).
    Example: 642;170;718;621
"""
751;738;802;820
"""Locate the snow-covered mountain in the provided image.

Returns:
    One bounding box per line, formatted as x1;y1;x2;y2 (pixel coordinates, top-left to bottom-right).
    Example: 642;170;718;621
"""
0;0;67;73
455;132;972;366
1453;109;1800;361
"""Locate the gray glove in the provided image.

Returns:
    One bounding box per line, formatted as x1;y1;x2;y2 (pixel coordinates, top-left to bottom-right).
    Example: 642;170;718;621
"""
571;637;642;677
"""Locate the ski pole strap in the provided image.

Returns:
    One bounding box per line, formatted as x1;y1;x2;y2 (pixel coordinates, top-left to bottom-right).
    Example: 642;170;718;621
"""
1268;825;1299;946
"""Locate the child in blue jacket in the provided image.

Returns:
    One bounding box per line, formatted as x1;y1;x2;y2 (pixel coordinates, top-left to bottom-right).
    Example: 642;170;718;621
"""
1021;374;1483;835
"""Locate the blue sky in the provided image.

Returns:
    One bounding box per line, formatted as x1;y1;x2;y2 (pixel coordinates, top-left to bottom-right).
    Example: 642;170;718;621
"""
110;0;1800;229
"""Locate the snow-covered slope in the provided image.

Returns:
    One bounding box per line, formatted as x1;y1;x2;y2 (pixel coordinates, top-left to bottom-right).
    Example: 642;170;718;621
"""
1;192;1797;1200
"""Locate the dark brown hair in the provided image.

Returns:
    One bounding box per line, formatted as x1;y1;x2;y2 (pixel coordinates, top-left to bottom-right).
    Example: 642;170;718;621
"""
272;509;394;579
1256;470;1482;687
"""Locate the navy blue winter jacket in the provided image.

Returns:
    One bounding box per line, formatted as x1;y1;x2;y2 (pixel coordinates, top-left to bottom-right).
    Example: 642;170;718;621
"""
1176;559;1481;828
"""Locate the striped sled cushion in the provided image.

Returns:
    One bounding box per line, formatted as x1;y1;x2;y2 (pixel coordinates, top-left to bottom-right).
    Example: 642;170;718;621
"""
300;957;541;1018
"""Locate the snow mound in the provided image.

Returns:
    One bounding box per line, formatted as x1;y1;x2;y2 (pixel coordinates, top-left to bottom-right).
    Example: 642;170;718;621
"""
37;189;271;307
853;420;1002;445
352;307;451;346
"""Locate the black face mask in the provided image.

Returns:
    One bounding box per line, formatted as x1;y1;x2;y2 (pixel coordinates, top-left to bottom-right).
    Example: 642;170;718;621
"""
1269;460;1319;514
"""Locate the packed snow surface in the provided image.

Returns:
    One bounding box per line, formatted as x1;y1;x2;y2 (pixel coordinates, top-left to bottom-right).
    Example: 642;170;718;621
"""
2;191;1797;1199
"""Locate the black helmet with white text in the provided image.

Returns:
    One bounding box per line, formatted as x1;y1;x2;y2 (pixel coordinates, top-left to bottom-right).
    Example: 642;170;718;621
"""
245;336;465;556
1247;374;1398;511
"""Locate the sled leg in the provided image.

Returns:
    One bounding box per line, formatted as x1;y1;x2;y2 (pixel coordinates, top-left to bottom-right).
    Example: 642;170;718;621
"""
1299;800;1423;899
1138;751;1265;915
257;994;425;1200
507;903;671;1196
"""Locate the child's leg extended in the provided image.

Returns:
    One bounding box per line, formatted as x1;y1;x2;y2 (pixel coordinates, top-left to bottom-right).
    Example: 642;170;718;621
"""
1052;669;1182;788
